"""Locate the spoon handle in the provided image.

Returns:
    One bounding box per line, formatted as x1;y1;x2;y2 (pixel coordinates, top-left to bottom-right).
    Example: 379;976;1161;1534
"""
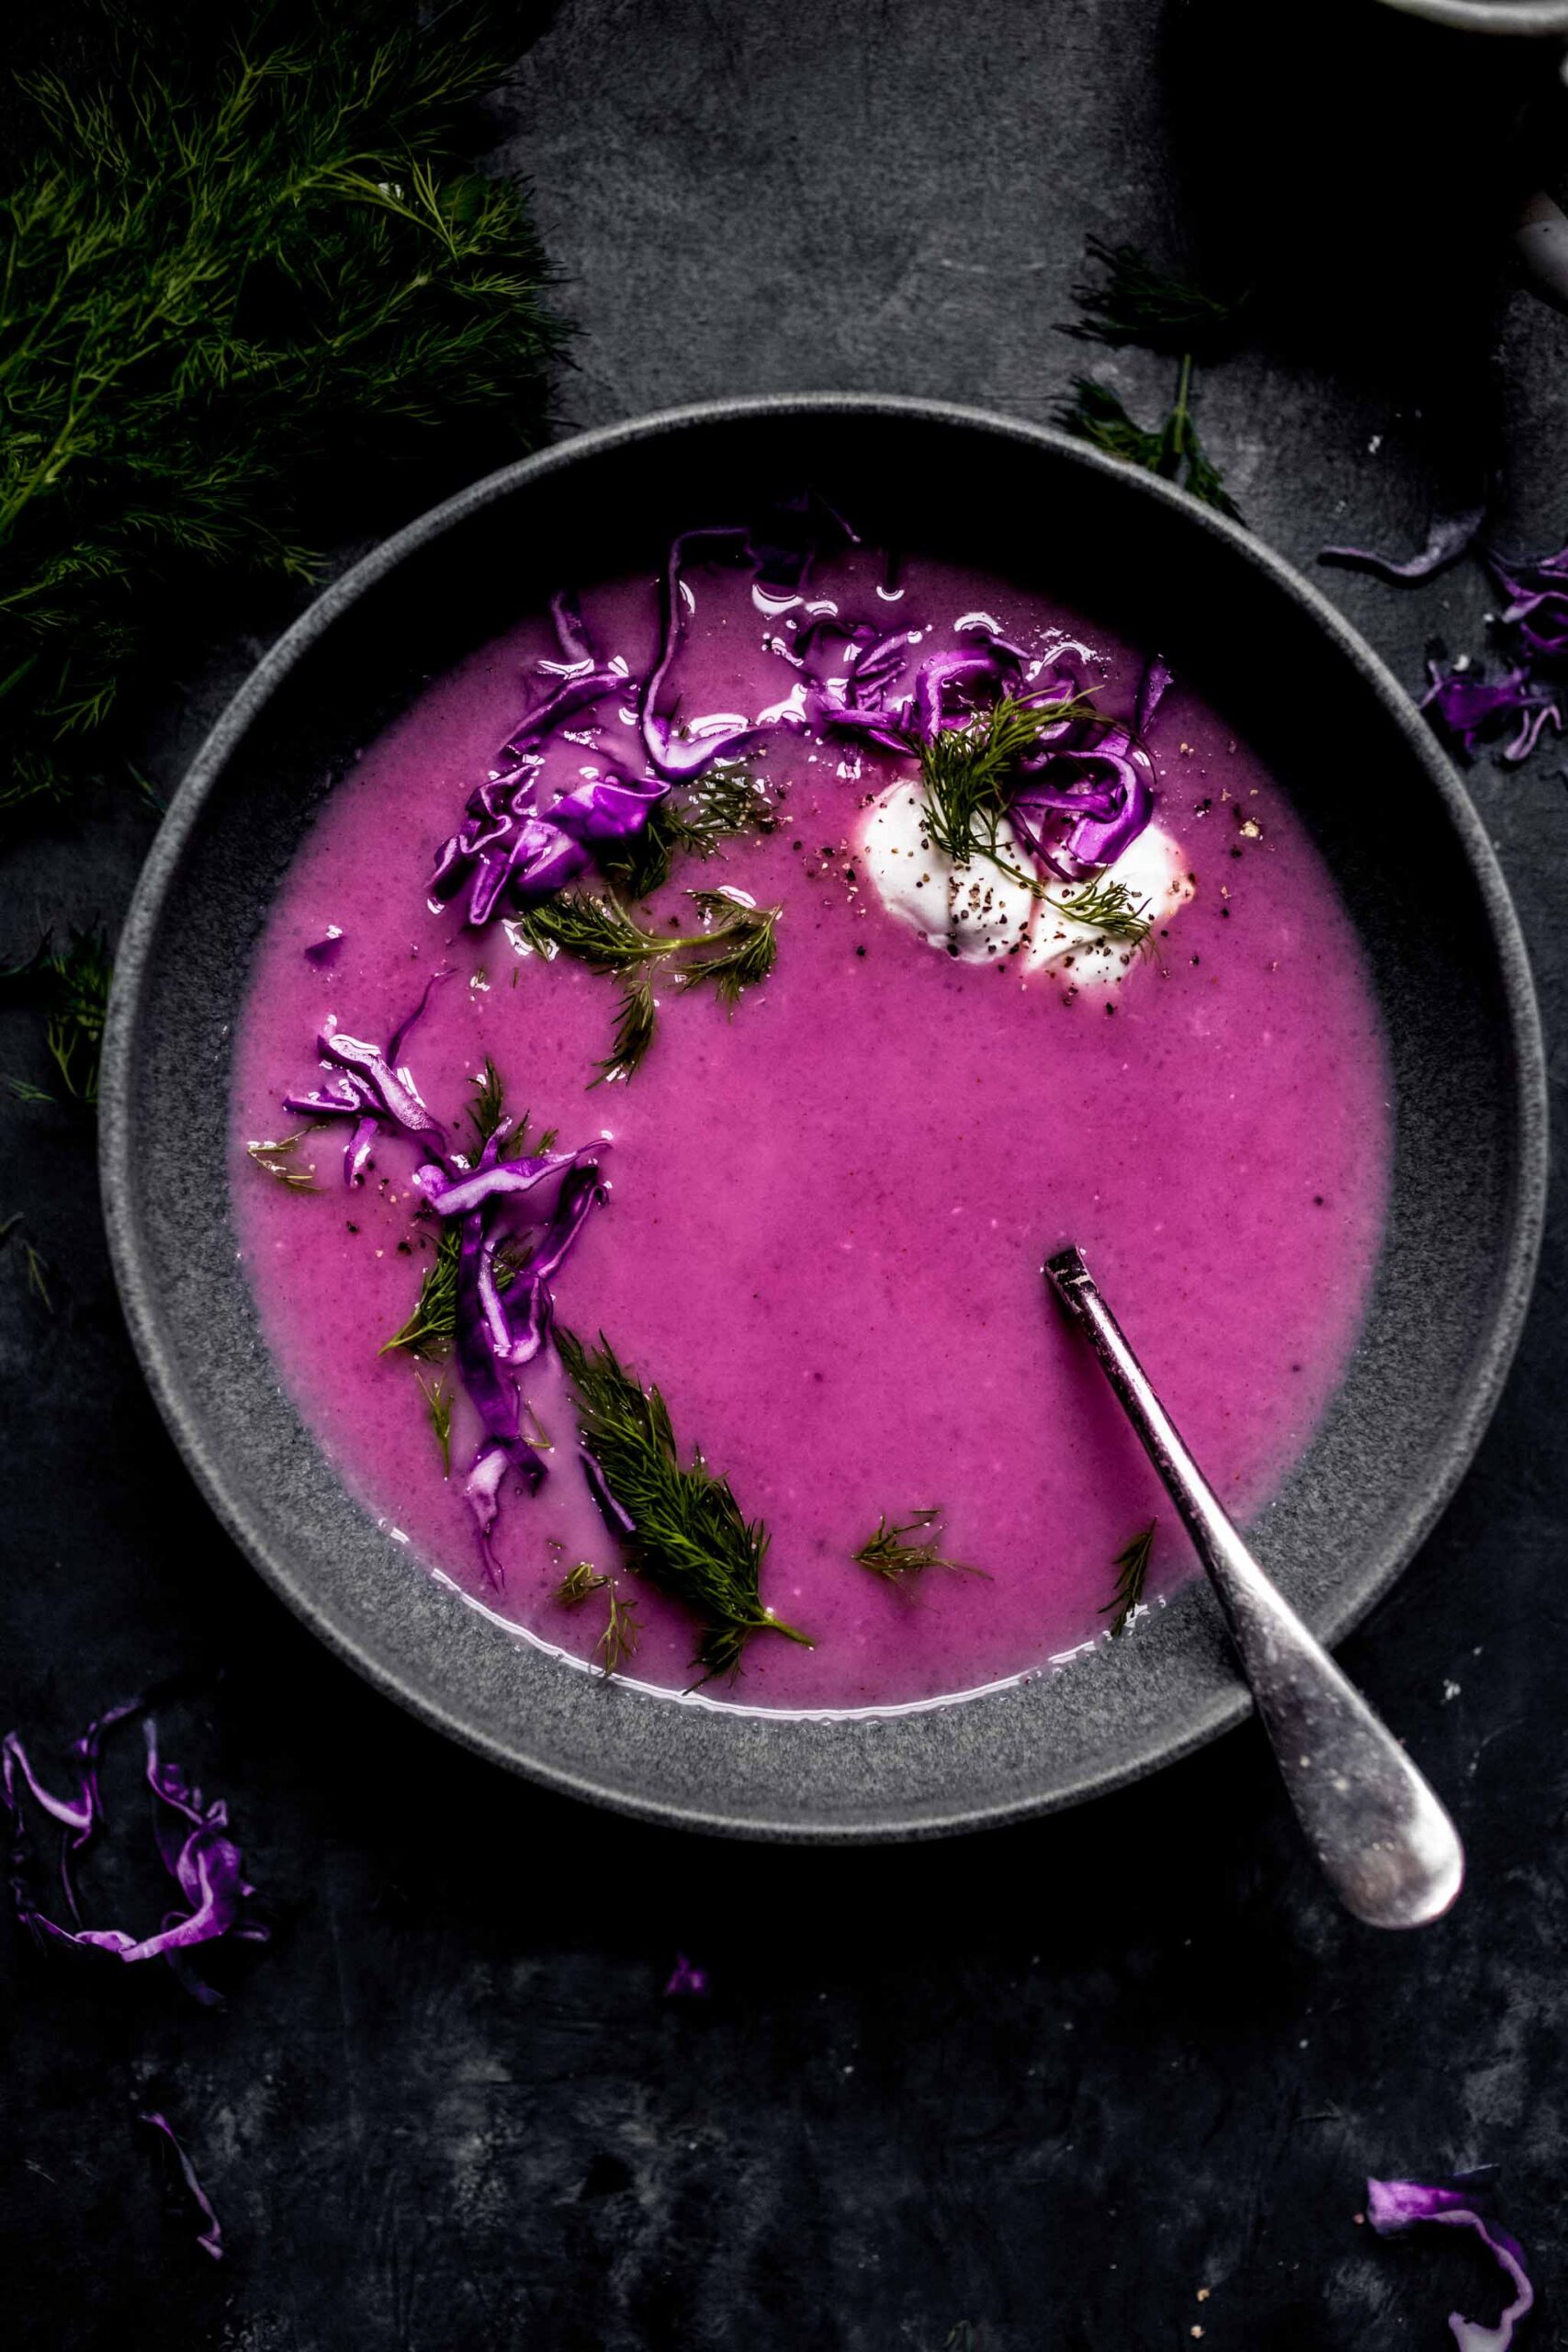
1045;1247;1464;1929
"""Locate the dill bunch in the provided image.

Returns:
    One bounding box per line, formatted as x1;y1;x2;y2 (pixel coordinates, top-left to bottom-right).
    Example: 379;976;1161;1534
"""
1;1;566;820
558;1329;810;1684
0;924;112;1104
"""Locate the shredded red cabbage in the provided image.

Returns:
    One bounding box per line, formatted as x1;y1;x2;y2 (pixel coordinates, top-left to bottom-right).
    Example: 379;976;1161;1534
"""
1421;657;1563;765
141;2111;224;2260
1368;2175;1534;2351
427;504;1162;927
1321;504;1488;585
284;1012;607;1577
1488;545;1568;662
4;1703;265;1999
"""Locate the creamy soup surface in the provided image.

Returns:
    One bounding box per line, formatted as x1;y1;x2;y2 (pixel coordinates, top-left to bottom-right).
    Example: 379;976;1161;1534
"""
232;528;1390;1710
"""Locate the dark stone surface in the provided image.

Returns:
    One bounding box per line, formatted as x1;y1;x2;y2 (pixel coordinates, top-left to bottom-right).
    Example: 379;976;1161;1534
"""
4;3;1568;2345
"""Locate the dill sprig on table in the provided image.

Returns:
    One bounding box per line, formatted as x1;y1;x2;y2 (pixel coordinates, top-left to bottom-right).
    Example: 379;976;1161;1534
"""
600;763;775;899
852;1510;985;1589
1058;242;1243;518
1102;1522;1156;1637
1;926;112;1105
1059;361;1240;521
557;1329;810;1684
913;692;1097;877
1054;877;1153;946
517;888;781;1084
0;2;565;820
0;1214;52;1309
1066;238;1245;363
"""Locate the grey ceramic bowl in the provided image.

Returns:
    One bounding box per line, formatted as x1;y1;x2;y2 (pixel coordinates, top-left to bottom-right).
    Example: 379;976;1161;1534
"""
101;395;1547;1839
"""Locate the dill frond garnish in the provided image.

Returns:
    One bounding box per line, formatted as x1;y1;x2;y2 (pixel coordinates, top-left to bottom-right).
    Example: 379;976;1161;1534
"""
1;6;564;821
383;1224;461;1359
1066;238;1245;362
380;1225;525;1360
914;692;1098;883
678;891;780;1007
1;928;113;1105
467;1057;507;1149
556;1560;604;1606
601;763;775;899
554;1560;640;1678
1054;878;1153;946
557;1329;810;1684
415;1371;454;1476
1057;238;1245;518
1058;363;1240;521
852;1510;986;1588
246;1132;319;1190
517;888;781;1084
0;1214;52;1310
1102;1522;1156;1637
600;973;659;1087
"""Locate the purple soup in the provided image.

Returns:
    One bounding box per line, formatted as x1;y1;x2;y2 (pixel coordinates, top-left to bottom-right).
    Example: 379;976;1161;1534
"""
231;521;1390;1711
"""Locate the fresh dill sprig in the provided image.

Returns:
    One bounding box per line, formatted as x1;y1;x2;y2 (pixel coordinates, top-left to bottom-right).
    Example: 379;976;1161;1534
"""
518;888;781;1084
517;892;679;977
914;693;1098;881
553;1560;640;1678
246;1131;319;1190
556;1560;604;1607
1066;238;1245;363
1058;238;1244;518
557;1329;810;1684
600;763;775;899
1102;1522;1156;1637
383;1057;544;1356
600;972;658;1087
852;1510;986;1589
467;1057;507;1149
677;891;780;1007
1055;877;1154;946
383;1223;462;1358
381;1225;525;1360
1;3;565;822
0;1214;52;1310
1;926;113;1106
1058;363;1241;521
415;1371;454;1476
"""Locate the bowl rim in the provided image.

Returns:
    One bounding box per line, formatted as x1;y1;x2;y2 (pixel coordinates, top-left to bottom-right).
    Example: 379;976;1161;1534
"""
99;391;1550;1837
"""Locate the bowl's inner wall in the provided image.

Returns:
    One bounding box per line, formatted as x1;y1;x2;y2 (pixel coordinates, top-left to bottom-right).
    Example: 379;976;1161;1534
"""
118;409;1530;1833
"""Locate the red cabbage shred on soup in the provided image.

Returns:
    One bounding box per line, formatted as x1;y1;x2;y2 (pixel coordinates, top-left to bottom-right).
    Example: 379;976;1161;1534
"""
231;514;1390;1710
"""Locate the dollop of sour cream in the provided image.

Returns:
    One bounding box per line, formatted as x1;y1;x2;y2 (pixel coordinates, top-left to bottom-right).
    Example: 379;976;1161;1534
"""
858;778;1195;990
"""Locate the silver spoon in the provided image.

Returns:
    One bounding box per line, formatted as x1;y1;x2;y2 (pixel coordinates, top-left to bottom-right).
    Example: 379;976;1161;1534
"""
1044;1245;1464;1928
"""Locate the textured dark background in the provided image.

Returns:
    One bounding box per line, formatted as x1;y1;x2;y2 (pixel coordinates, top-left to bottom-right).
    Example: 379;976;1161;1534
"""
4;4;1568;2346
